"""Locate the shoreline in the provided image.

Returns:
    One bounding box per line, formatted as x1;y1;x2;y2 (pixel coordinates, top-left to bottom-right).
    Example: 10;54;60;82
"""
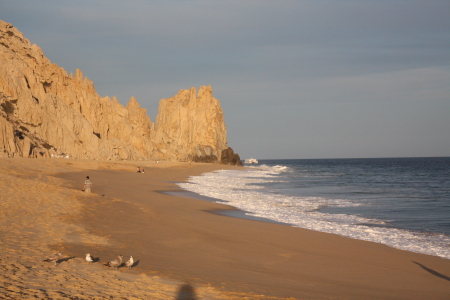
182;161;450;261
2;158;450;299
163;189;291;226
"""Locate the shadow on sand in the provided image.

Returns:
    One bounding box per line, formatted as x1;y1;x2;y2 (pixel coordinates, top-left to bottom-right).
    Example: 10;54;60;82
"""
413;261;450;282
132;259;140;268
118;259;140;269
176;283;197;300
58;256;76;264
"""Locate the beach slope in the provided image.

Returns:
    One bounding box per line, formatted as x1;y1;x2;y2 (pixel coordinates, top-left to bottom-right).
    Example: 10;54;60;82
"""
1;158;449;299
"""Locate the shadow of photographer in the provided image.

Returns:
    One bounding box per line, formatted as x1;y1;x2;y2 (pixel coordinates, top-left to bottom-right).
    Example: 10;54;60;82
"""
176;283;197;300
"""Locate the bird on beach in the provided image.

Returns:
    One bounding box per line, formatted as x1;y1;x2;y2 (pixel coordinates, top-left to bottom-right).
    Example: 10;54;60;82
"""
43;252;62;265
125;255;134;270
85;253;94;264
103;255;123;270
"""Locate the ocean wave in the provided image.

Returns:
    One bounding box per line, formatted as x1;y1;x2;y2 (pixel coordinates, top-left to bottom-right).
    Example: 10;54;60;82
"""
178;168;450;260
250;164;292;174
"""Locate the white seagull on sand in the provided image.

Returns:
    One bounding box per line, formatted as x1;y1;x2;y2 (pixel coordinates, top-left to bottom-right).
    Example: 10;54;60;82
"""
43;252;62;265
125;255;134;270
85;253;94;264
104;255;123;270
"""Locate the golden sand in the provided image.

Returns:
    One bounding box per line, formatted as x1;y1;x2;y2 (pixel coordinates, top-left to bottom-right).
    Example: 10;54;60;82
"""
1;158;449;299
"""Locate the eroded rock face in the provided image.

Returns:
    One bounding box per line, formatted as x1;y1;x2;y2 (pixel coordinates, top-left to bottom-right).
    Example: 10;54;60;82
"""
0;20;241;164
152;86;229;163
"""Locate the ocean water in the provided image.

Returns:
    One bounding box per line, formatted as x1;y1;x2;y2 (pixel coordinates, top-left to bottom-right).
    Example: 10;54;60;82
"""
178;157;450;260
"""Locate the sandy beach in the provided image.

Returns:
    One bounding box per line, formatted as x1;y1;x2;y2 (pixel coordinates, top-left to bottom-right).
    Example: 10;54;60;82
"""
1;158;450;300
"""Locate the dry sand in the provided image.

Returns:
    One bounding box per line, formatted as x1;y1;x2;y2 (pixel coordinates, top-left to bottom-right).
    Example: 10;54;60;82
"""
1;158;449;300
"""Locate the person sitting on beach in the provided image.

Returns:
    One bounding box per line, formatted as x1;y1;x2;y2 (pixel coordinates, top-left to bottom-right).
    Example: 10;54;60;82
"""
141;168;145;173
82;176;92;193
137;166;141;173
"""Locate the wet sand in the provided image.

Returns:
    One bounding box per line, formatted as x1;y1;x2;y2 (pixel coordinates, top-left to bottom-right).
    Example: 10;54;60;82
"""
1;158;450;299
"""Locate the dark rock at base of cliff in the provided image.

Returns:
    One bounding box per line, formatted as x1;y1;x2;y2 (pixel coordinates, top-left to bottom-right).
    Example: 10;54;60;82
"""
221;147;243;166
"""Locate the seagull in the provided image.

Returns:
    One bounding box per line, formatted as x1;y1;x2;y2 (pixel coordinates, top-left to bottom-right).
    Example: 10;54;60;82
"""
103;255;123;270
85;253;94;264
125;256;134;270
43;252;62;265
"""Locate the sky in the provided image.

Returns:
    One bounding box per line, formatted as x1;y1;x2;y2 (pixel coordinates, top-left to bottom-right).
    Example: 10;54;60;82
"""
1;0;449;159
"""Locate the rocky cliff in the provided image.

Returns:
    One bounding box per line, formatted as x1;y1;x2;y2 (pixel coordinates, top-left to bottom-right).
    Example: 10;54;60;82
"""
0;20;241;165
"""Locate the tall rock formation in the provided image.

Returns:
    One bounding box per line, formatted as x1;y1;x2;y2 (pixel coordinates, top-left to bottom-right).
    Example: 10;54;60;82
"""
153;86;227;163
0;20;241;165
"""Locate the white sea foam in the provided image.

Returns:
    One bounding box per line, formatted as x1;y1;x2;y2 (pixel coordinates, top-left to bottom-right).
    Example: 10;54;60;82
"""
178;168;450;260
254;164;293;173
